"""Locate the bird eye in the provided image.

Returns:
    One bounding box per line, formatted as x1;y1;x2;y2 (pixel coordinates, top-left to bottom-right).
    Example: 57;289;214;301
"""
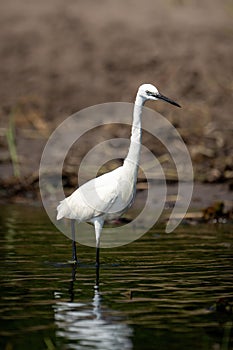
146;90;155;97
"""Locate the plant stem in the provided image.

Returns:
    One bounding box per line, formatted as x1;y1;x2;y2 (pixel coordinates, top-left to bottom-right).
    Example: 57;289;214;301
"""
6;109;20;178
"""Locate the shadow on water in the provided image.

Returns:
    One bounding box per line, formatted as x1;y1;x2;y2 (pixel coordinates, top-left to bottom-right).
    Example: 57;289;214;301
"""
0;204;233;350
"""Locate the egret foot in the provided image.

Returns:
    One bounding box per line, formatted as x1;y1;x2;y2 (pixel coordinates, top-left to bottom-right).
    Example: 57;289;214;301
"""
68;259;79;265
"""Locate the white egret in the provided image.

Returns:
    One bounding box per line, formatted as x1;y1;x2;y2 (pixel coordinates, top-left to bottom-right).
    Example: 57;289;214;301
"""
57;83;181;266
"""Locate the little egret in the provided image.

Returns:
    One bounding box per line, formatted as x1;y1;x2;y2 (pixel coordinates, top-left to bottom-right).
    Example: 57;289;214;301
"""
57;83;181;266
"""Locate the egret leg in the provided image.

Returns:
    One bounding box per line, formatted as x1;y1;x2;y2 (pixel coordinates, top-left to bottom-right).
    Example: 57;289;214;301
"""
95;265;100;290
94;219;104;268
96;247;100;268
71;219;77;263
69;265;76;302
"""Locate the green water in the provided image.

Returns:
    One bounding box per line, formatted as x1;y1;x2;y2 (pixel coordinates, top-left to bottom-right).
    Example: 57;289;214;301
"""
0;204;232;350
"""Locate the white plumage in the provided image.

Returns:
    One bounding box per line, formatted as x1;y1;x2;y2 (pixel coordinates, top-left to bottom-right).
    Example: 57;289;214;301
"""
57;83;180;266
57;166;135;221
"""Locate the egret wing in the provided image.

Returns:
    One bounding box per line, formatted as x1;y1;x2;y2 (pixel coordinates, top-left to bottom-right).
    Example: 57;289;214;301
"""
65;169;121;221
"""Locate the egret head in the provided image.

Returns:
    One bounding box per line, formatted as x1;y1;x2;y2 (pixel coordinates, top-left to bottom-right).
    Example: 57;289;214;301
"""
137;83;181;107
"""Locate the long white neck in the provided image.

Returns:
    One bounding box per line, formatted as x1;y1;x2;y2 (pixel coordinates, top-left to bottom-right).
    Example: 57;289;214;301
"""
123;94;145;172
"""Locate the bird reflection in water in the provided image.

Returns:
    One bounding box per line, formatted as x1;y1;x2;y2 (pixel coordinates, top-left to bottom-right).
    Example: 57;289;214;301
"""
53;266;133;350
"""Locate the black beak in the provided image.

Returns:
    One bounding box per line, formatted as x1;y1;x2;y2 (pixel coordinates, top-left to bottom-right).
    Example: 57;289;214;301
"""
156;93;181;108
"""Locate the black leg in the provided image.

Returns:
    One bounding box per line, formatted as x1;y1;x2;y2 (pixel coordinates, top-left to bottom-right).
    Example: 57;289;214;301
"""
72;240;77;262
95;264;100;290
71;220;77;263
96;247;100;268
69;265;77;302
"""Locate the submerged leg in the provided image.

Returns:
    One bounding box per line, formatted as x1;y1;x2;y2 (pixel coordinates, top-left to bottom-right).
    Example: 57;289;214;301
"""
71;219;77;263
69;265;77;302
95;265;100;290
96;247;100;268
94;219;104;268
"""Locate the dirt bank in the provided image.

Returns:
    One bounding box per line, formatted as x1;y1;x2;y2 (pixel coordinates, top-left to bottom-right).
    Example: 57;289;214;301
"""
0;0;232;206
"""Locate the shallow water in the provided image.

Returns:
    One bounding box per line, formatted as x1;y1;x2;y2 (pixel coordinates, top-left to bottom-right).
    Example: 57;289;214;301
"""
0;204;232;350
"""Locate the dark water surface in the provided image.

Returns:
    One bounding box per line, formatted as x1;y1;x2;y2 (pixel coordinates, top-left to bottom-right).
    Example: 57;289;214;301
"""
0;204;232;350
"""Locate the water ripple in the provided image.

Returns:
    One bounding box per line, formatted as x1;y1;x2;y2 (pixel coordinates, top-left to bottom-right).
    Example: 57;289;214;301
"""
0;205;233;349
